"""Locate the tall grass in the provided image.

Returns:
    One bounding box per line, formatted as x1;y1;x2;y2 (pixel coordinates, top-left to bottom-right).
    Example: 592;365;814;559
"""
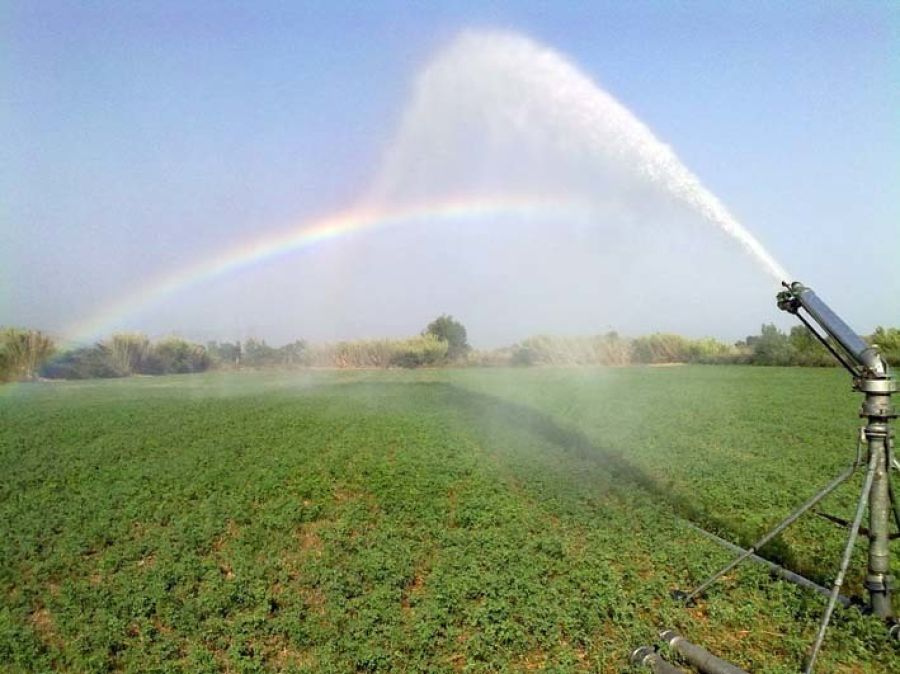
0;328;55;381
509;333;632;366
307;334;448;368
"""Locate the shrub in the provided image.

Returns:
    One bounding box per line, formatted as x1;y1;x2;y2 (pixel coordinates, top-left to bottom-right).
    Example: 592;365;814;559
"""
143;338;210;374
870;327;900;366
389;334;448;368
40;346;122;379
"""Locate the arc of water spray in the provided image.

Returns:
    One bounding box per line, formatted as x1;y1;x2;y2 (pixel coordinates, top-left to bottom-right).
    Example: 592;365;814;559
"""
373;31;789;282
61;30;788;344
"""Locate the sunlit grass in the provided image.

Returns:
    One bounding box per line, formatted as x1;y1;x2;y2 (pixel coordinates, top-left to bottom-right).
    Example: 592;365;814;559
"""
1;367;896;672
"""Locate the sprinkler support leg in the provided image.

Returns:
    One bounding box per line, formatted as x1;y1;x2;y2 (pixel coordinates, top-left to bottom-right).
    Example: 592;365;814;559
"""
804;447;879;673
679;465;855;604
681;522;850;606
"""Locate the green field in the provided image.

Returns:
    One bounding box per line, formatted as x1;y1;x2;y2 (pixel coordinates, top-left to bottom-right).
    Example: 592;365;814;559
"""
2;367;898;673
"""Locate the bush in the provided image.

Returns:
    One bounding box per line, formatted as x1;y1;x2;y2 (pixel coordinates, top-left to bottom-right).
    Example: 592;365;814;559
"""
870;327;900;367
40;346;123;379
143;338;210;374
389;334;449;368
742;324;795;366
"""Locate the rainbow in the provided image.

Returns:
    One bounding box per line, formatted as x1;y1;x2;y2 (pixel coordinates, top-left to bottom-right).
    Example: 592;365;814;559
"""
62;195;591;345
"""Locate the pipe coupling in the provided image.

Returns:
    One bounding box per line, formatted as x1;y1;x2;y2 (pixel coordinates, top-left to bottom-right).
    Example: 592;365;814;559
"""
864;574;893;593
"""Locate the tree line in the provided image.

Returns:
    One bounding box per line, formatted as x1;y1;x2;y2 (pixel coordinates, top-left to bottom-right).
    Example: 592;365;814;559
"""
2;319;899;382
0;315;471;381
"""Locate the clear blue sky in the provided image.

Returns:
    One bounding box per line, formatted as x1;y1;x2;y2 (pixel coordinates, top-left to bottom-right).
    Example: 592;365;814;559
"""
3;1;898;345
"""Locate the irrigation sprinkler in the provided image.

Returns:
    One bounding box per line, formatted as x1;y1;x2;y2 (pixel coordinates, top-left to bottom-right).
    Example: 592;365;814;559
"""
672;281;898;672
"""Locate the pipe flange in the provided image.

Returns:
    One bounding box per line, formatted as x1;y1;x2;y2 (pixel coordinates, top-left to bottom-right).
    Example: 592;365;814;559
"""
856;378;897;394
859;402;897;419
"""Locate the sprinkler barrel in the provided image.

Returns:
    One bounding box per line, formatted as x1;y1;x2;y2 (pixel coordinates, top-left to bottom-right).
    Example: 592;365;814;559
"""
777;281;890;379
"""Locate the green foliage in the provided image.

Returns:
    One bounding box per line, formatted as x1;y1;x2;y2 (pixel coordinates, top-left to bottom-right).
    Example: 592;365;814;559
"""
143;338;210;374
206;340;242;366
240;338;281;367
786;326;833;367
870;326;900;366
742;324;795;366
41;335;210;379
0;368;895;672
40;346;124;379
13;320;900;384
388;334;448;368
0;328;56;381
424;315;470;360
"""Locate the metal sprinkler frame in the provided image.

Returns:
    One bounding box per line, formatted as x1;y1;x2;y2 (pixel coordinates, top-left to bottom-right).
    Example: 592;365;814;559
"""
670;282;898;673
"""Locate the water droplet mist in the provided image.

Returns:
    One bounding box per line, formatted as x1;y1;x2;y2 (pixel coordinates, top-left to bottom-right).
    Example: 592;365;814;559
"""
373;30;788;283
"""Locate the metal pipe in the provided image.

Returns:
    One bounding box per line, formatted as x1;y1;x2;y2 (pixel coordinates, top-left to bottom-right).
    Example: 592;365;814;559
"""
777;282;888;377
659;630;748;674
681;522;851;607
681;464;856;604
863;416;894;619
630;646;686;674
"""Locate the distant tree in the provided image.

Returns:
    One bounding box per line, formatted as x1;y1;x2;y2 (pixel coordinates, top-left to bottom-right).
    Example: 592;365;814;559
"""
242;338;279;367
207;341;242;367
787;325;832;367
278;340;308;366
424;315;469;361
747;324;795;365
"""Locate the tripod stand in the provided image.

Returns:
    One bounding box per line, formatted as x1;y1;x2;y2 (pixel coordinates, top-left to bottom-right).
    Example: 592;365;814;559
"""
677;283;899;673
